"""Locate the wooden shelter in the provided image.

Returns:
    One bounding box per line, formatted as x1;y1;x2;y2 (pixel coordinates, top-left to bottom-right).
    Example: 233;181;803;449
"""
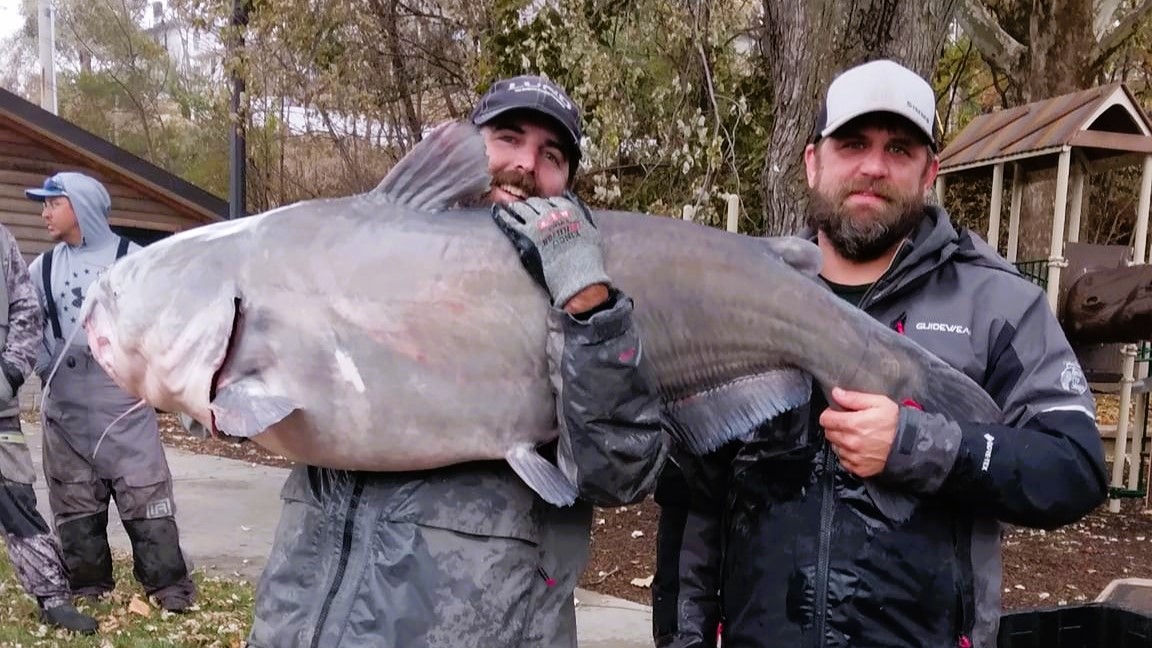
937;82;1152;513
0;87;227;262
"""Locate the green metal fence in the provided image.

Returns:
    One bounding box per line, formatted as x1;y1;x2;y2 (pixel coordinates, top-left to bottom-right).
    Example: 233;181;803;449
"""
1012;259;1048;289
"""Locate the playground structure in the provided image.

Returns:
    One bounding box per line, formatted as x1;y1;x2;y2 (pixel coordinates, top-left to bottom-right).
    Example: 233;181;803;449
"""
936;82;1152;513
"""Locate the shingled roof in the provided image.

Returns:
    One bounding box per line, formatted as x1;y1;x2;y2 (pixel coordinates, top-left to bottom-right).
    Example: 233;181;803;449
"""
939;83;1152;176
0;87;228;259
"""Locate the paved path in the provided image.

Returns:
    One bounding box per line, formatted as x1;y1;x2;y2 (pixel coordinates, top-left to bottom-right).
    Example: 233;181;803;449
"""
19;415;654;647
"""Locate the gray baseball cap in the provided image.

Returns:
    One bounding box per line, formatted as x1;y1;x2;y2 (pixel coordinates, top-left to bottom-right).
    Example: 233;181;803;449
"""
814;59;938;150
470;75;583;174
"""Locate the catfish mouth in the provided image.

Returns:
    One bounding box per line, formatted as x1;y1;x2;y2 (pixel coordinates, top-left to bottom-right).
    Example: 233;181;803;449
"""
207;297;244;437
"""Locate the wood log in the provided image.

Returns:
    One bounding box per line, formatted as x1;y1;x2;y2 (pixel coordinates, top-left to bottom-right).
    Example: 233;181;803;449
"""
1063;265;1152;344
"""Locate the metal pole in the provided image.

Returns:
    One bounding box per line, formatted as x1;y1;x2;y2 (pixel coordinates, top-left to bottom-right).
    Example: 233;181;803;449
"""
1007;164;1024;262
1135;155;1152;265
229;0;249;219
1045;149;1072;312
987;163;1004;253
1067;167;1085;244
725;195;739;233
37;0;56;114
1111;345;1138;513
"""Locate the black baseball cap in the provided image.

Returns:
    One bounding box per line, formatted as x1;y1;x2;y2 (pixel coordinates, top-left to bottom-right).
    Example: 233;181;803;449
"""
470;75;583;176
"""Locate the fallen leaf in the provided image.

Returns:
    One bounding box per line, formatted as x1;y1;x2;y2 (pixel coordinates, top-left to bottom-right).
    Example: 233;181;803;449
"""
129;594;152;617
631;575;654;588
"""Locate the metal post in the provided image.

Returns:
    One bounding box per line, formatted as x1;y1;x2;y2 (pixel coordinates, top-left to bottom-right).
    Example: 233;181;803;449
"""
987;163;1004;253
228;0;250;219
37;0;56;114
1111;345;1139;513
1135;155;1152;265
725;195;739;233
1007;164;1024;262
935;175;947;206
1045;149;1072;312
1067;166;1085;244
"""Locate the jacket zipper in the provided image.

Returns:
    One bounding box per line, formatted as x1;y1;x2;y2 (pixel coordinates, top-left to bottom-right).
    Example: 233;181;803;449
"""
856;240;909;310
310;477;366;648
813;443;835;647
811;240;906;647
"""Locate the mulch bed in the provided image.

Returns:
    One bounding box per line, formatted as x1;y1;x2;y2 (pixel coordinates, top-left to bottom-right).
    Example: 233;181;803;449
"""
151;410;1152;612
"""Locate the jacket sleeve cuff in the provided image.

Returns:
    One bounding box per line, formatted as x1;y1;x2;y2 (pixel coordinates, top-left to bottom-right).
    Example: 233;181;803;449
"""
549;288;633;344
880;406;963;494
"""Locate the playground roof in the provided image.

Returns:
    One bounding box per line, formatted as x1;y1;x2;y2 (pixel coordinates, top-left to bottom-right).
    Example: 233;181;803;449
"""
938;83;1152;177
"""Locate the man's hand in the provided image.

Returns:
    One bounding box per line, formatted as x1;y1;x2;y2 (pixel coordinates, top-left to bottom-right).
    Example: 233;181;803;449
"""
819;387;900;478
491;193;612;311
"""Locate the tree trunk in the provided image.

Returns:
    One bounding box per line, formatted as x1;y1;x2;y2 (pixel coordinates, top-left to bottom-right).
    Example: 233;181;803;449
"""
1024;0;1094;100
1011;0;1097;261
758;0;959;236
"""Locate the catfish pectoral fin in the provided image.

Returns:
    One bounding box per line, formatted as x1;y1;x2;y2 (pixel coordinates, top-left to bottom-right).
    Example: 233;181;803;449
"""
505;444;578;507
209;379;300;438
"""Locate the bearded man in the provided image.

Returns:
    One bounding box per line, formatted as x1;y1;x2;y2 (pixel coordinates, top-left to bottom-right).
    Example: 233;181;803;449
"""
650;59;1107;648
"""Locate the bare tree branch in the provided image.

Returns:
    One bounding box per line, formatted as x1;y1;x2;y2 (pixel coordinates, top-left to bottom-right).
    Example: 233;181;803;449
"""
954;0;1026;72
1091;0;1152;71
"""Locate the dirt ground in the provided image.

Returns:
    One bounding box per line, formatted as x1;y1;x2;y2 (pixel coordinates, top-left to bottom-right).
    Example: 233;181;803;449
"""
155;398;1152;612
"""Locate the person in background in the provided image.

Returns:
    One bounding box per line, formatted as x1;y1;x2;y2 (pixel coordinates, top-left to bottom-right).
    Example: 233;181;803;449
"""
0;216;98;633
26;171;198;613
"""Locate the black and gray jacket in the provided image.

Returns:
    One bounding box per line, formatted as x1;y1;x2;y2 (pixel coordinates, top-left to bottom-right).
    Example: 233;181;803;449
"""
248;288;669;648
652;206;1107;648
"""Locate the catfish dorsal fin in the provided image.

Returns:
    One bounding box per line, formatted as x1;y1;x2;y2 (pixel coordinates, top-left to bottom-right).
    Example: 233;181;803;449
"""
759;236;823;277
369;120;492;211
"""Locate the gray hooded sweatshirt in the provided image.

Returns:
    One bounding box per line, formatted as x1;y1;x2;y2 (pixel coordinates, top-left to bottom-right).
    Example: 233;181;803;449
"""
27;172;138;375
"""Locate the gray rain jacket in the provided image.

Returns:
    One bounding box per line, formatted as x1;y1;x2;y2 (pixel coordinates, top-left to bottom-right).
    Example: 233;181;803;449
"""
249;287;669;648
652;206;1107;648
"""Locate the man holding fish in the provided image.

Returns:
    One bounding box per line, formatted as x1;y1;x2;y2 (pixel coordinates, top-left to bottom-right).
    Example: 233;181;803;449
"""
245;75;669;648
651;59;1108;648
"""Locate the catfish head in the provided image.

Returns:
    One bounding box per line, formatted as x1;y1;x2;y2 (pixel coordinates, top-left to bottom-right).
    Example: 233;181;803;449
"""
81;240;240;434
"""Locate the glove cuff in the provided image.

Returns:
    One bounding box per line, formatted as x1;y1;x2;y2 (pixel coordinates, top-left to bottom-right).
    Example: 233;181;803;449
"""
551;268;612;308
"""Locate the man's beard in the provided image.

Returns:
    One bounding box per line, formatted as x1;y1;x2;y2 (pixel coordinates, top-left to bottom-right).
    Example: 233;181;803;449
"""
456;169;538;208
807;179;926;262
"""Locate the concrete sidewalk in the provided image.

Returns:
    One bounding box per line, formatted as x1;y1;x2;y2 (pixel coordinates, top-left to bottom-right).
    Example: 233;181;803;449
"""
20;418;654;647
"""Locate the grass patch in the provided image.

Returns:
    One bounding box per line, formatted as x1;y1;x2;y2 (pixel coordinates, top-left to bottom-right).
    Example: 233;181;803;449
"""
0;547;254;647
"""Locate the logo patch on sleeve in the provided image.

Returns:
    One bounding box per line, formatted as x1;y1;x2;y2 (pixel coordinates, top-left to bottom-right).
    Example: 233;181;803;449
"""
1060;361;1088;395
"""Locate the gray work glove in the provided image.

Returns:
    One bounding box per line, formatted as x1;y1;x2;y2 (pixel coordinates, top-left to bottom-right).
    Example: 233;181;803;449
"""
491;193;612;308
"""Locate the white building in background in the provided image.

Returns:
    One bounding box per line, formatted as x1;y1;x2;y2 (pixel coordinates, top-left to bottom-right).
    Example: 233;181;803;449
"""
141;0;223;80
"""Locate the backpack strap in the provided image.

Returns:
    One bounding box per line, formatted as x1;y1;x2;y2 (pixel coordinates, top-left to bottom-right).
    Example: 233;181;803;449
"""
42;246;62;340
116;236;129;260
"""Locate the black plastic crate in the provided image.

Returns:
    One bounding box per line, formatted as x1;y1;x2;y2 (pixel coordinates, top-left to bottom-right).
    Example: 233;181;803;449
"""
998;603;1152;648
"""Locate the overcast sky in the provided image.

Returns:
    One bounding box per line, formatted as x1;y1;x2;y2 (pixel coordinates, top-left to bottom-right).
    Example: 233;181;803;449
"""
0;0;22;41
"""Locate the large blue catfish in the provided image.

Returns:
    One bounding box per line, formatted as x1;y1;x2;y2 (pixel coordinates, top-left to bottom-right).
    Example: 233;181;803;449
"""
78;121;1001;506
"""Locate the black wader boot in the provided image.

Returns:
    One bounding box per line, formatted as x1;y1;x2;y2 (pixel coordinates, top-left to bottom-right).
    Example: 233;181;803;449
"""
123;518;197;612
57;511;114;598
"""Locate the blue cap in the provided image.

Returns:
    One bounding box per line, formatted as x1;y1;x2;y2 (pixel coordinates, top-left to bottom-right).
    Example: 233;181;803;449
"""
24;174;70;201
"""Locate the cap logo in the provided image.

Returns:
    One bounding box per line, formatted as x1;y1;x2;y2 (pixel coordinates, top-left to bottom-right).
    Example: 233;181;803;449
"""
505;79;573;112
906;100;931;129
